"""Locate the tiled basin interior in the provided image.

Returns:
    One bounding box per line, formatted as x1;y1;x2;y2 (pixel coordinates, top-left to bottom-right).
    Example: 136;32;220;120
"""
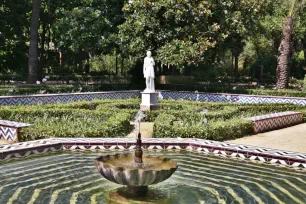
0;150;305;204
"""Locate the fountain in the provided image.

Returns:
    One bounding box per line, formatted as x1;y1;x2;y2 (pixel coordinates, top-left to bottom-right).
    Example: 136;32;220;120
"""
94;112;178;197
94;132;177;197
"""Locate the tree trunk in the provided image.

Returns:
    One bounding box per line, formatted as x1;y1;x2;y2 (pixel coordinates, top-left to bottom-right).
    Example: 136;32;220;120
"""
302;36;306;62
39;21;47;78
121;54;124;75
234;54;239;81
115;55;118;75
276;16;294;89
231;53;234;80
28;0;41;84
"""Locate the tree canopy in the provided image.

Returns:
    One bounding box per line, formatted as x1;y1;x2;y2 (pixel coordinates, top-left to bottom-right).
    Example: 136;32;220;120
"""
1;0;306;86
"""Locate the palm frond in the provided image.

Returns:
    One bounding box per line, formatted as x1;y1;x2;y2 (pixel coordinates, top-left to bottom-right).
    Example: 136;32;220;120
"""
287;0;306;16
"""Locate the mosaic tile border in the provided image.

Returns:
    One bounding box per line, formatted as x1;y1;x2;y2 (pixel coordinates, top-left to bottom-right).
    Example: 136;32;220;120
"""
0;120;32;143
158;91;306;105
1;138;305;170
0;91;140;105
246;112;304;133
1;90;306;106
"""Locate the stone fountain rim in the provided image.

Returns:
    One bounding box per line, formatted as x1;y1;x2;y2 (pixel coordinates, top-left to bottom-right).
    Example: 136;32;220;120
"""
94;152;178;172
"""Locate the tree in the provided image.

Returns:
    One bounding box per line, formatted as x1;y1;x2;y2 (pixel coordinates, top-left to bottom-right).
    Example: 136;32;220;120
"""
119;0;266;71
276;0;306;89
0;0;31;73
51;0;125;74
28;0;42;83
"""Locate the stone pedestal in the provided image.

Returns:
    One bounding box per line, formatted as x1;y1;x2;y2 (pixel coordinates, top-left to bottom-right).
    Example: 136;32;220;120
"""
140;92;159;111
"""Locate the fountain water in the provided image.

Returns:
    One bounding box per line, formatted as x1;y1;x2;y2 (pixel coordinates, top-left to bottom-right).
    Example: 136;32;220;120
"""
94;111;178;197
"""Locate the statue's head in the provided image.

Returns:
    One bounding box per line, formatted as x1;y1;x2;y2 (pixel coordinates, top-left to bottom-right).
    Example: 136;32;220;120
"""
146;51;152;57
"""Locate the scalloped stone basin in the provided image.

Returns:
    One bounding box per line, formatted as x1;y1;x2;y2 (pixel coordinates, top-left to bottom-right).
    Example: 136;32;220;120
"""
94;153;178;196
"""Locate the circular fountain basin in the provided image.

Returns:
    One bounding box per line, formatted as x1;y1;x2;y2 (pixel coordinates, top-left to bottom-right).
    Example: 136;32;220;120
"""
94;153;177;195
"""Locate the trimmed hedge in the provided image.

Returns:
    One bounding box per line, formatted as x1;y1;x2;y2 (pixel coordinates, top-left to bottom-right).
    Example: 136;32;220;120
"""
0;100;139;141
0;84;144;96
153;113;253;140
153;101;306;140
0;99;305;142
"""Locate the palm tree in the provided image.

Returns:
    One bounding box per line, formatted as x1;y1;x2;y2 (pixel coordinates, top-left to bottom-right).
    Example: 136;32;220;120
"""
276;0;306;89
28;0;41;84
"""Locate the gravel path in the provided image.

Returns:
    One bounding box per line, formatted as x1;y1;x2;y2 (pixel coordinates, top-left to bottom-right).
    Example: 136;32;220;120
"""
126;122;154;138
226;123;306;153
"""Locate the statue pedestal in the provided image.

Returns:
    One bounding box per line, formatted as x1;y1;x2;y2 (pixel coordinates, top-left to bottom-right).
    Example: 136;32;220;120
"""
140;92;159;111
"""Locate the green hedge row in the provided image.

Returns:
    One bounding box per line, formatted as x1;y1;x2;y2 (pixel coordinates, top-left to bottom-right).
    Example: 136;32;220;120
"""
0;84;144;96
153;102;306;140
0;99;305;142
1;83;306;98
0;100;139;141
153;113;254;140
20;111;133;141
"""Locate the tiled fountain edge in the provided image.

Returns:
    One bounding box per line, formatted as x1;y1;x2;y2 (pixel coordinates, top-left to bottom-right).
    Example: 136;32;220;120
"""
1;138;305;169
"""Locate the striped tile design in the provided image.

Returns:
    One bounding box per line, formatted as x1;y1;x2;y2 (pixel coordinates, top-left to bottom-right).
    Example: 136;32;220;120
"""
246;112;304;133
159;91;306;105
0;127;18;142
0;120;31;143
1;138;305;169
0;91;140;106
1;90;306;106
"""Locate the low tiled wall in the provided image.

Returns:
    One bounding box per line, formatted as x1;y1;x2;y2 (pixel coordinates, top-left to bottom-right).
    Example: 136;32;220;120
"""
0;126;18;142
0;120;31;143
158;91;306;105
1;90;306;106
0;91;140;105
246;112;304;133
1;138;305;169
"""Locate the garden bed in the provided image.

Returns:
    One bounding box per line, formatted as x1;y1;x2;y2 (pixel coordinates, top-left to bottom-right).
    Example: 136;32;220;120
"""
0;99;306;142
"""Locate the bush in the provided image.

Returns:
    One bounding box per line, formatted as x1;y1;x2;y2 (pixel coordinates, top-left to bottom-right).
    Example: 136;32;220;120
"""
0;100;138;141
304;75;306;91
247;89;306;97
0;84;144;96
0;99;305;142
153;101;305;140
153;113;253;140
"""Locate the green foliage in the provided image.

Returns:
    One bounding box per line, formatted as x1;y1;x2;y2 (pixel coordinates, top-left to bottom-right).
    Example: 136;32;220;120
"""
0;0;31;73
153;101;305;140
0;98;305;142
0;99;140;141
120;0;266;68
0;84;143;96
304;75;306;91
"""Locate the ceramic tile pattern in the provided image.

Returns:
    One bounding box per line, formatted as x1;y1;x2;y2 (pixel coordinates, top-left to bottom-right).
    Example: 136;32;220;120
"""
0;127;18;142
0;138;305;169
246;112;304;133
159;91;306;105
1;90;306;105
0;91;140;105
0;120;31;142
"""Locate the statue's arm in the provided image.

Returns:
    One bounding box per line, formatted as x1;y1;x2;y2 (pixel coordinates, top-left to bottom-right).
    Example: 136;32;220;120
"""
152;58;155;66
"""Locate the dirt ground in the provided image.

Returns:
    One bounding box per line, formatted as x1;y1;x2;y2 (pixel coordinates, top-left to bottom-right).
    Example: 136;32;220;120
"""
227;123;306;153
0;139;10;145
126;122;154;138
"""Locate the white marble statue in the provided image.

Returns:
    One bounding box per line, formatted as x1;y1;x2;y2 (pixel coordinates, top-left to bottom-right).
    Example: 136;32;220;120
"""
143;51;155;92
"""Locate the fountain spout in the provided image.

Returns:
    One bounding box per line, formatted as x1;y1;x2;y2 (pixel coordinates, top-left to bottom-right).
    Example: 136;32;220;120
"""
135;132;143;164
